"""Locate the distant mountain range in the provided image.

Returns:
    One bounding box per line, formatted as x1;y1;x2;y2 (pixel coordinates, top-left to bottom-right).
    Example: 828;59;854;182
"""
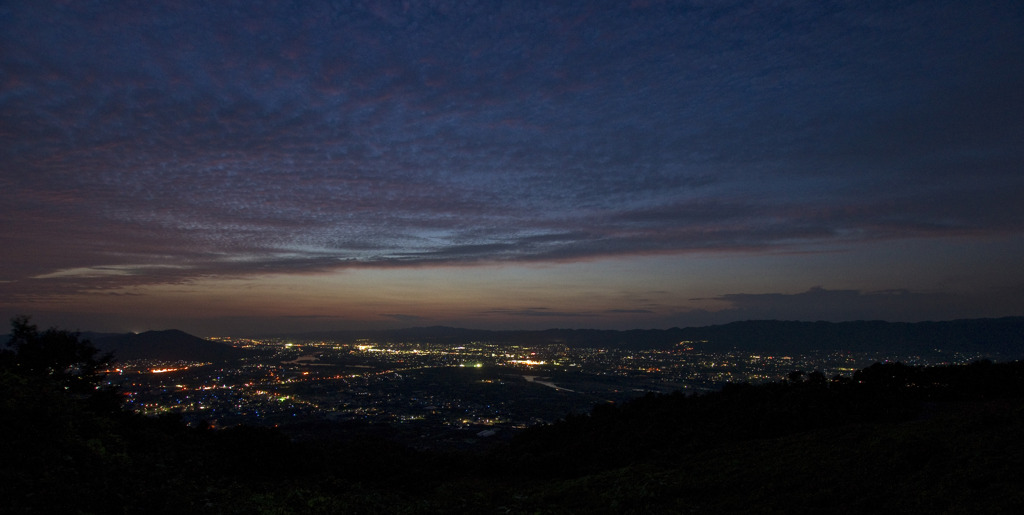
84;329;250;362
668;317;1024;355
48;317;1024;362
289;317;1024;357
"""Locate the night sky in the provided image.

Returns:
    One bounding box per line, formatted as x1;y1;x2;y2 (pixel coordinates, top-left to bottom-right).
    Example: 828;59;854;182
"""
3;1;1023;336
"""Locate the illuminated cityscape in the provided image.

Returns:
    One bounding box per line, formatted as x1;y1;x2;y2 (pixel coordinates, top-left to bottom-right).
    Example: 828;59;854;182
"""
107;337;994;447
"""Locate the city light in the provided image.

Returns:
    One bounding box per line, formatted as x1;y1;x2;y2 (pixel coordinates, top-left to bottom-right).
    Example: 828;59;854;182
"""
110;336;991;440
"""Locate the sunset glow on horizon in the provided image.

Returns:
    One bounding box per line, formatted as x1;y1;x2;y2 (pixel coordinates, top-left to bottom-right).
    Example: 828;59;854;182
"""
2;1;1022;336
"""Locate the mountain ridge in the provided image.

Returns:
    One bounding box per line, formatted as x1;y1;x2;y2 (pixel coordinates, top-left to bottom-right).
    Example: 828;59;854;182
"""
280;316;1024;356
87;329;249;362
28;316;1022;360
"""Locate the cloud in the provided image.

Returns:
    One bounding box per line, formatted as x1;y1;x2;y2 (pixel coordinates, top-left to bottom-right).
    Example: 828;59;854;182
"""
1;0;1022;305
280;315;348;320
379;314;427;323
32;264;190;280
482;308;599;318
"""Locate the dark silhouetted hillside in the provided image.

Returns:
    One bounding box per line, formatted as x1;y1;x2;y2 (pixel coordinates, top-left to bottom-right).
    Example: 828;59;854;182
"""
90;329;249;361
472;359;1024;513
9;355;1022;513
6;316;1024;513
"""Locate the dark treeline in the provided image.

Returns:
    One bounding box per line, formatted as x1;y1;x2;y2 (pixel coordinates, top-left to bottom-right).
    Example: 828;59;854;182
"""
501;360;1024;475
3;317;1024;513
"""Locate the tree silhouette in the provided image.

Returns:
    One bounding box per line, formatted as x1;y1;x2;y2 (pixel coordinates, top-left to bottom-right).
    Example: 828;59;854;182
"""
3;315;115;394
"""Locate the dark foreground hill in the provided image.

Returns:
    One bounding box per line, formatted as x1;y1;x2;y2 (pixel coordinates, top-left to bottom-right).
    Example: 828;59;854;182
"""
88;329;249;361
3;349;1024;513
